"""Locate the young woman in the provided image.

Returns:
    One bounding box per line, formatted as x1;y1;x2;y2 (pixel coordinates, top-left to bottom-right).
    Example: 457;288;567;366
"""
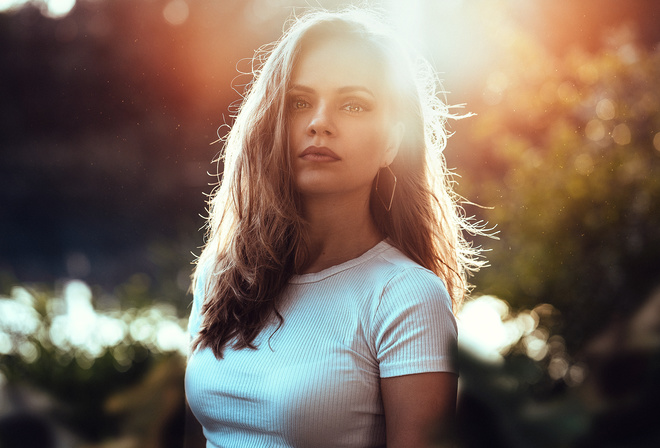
185;8;483;448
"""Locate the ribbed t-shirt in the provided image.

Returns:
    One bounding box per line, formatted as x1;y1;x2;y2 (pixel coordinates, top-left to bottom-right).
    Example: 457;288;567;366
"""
185;240;457;448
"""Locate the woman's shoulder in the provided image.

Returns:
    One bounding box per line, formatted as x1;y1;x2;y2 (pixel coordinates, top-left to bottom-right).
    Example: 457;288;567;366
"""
361;241;452;312
375;242;446;288
368;243;457;376
376;241;418;268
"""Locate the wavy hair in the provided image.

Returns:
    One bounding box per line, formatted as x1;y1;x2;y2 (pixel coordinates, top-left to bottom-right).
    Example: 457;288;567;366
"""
192;8;486;358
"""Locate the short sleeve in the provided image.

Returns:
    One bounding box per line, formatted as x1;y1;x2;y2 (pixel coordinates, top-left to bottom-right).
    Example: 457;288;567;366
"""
372;267;458;377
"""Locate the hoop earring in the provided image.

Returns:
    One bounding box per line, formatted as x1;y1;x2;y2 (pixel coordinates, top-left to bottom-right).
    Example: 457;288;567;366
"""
375;165;397;212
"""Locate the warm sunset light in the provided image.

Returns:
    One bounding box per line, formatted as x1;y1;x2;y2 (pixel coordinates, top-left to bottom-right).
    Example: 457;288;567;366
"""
2;0;659;446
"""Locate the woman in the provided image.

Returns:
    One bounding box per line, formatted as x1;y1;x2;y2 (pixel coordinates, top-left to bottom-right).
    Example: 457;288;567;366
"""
186;8;483;448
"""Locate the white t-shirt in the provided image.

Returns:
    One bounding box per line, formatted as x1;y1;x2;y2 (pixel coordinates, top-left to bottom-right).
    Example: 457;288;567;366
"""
185;240;457;448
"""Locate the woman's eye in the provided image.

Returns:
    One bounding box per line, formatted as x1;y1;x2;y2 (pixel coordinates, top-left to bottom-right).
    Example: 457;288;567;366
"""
291;99;309;110
343;102;365;113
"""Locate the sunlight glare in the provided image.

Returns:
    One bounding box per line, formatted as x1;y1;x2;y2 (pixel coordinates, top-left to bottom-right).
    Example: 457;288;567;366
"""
0;0;75;17
49;281;127;360
1;279;189;368
457;295;511;363
458;295;549;363
156;320;188;353
0;0;24;12
385;0;425;51
64;280;96;347
97;314;127;347
44;0;75;18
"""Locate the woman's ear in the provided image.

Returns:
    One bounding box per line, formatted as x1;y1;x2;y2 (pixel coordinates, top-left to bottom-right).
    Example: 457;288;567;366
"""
383;121;405;166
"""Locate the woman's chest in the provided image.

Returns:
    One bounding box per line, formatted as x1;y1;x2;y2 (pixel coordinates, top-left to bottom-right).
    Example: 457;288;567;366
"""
185;293;385;447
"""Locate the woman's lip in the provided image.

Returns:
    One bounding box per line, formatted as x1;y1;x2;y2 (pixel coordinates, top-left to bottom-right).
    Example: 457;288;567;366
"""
299;146;341;161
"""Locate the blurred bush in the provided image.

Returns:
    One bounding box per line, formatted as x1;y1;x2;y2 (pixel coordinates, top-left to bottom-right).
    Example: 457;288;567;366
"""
455;289;660;448
458;21;660;354
2;282;658;447
0;280;189;447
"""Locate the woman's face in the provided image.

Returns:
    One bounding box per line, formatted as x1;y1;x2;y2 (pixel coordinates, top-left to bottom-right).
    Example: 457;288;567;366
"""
287;36;402;203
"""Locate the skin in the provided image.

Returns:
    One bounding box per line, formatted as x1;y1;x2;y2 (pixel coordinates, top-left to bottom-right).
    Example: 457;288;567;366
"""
381;372;458;447
288;36;403;273
287;37;457;447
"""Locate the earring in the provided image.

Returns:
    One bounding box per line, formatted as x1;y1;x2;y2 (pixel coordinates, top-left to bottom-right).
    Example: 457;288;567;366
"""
375;165;397;212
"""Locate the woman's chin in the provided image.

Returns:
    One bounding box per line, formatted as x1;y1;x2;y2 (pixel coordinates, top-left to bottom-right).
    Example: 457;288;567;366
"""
294;174;341;196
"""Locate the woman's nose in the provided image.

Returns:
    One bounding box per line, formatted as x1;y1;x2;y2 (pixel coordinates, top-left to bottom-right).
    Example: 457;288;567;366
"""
306;104;335;136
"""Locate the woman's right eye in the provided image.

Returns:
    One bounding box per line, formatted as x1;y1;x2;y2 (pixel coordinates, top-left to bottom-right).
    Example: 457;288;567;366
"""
290;98;309;110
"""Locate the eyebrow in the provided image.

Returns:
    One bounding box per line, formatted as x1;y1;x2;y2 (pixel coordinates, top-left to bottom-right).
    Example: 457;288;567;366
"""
288;84;376;98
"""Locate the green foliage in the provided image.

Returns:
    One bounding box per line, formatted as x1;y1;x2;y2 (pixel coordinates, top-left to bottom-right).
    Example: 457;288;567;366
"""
461;32;660;352
454;289;660;448
0;281;188;444
456;350;590;448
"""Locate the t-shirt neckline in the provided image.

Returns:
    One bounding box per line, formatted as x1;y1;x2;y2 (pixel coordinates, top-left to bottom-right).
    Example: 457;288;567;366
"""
289;240;392;284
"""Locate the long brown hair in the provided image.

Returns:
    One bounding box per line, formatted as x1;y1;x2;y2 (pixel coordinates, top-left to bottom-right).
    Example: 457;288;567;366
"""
192;8;486;358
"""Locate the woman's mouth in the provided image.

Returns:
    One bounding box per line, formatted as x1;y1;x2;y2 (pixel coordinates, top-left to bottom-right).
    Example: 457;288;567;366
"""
299;146;341;162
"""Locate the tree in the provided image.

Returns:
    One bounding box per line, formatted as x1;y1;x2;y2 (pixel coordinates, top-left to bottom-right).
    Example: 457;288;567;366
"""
459;25;660;352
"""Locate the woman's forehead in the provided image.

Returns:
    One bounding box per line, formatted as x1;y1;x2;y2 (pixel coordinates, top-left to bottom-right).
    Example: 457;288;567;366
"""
291;37;386;92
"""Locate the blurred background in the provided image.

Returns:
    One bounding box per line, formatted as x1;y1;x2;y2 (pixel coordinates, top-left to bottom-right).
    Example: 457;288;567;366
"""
1;0;659;447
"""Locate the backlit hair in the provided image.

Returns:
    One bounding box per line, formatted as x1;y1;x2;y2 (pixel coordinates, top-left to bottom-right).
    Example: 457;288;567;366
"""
192;8;485;358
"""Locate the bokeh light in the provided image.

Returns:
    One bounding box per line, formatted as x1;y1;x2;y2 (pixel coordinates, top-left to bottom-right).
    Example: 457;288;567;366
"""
163;0;189;26
0;0;77;17
45;0;75;17
0;0;22;12
0;280;564;377
458;295;551;364
611;123;631;145
596;98;616;120
0;281;189;371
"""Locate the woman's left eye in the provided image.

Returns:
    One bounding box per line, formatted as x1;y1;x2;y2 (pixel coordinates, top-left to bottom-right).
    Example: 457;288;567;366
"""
342;102;365;113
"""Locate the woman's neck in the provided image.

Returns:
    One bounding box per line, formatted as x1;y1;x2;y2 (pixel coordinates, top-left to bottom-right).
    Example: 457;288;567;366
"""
300;192;382;274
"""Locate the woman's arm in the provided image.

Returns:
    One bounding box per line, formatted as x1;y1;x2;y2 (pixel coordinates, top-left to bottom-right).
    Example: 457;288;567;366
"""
381;371;457;448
